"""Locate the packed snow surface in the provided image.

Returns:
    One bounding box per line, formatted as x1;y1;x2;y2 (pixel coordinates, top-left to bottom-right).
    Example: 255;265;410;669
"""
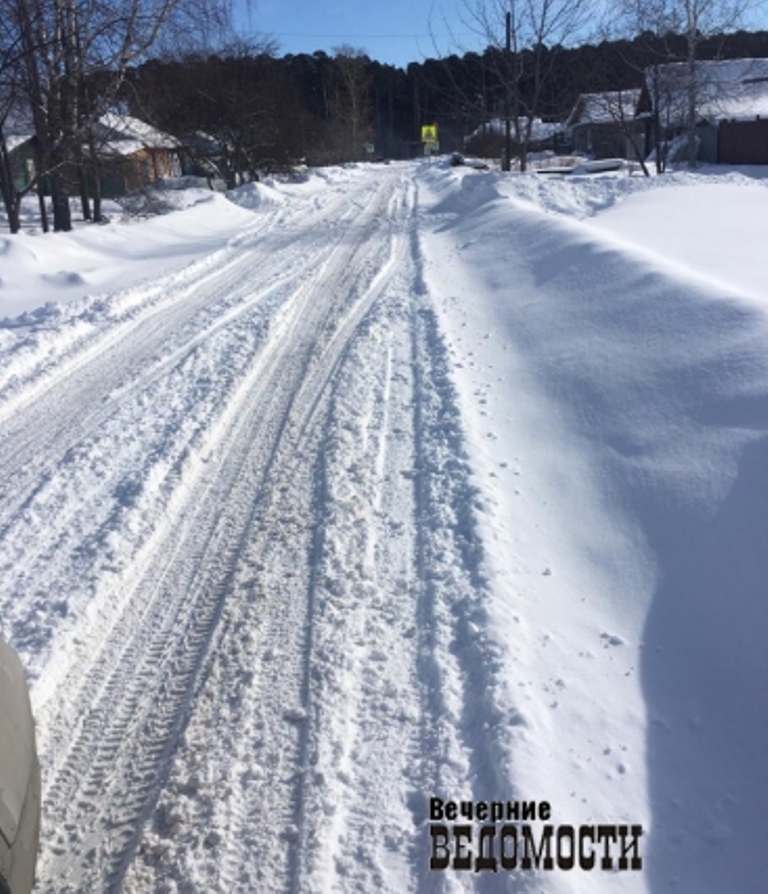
0;161;767;893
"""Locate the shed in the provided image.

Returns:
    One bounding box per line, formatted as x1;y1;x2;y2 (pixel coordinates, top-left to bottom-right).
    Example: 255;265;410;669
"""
464;117;564;159
564;89;644;160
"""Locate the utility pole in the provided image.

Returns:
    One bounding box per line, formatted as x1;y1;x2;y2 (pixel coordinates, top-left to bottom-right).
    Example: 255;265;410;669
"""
503;10;512;172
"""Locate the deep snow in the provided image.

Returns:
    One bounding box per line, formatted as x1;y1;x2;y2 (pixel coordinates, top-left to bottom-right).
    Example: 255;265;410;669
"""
0;161;766;893
418;162;768;894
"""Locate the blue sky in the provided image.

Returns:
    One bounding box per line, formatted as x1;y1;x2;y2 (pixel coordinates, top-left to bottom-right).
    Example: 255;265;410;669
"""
235;0;483;68
236;1;768;70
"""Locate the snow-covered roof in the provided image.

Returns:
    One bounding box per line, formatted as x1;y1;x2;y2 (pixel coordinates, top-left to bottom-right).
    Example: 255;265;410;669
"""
565;89;641;128
645;58;768;124
97;114;180;154
2;107;35;149
466;117;563;142
5;134;33;152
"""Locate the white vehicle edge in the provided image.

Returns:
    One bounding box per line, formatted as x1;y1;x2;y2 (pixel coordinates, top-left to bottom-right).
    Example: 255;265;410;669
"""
0;638;40;894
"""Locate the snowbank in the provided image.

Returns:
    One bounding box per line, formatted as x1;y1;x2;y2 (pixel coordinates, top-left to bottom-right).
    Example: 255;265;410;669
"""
417;160;768;893
0;166;363;320
0;192;257;319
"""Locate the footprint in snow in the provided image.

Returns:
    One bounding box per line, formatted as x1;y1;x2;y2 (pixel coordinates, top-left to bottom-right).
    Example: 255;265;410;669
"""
600;632;625;647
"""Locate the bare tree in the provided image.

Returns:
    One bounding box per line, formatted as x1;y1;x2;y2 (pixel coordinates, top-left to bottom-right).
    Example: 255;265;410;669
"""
462;0;596;170
125;38;310;189
677;0;762;164
328;45;372;162
616;0;760;167
0;0;235;232
0;12;30;232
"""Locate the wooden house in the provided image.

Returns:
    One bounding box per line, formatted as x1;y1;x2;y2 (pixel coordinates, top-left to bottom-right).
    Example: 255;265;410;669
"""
564;89;644;161
3;107;37;193
93;114;182;196
6;134;36;192
637;58;768;165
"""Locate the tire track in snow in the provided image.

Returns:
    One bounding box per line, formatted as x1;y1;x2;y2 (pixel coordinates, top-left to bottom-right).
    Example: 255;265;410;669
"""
407;188;520;893
0;175;379;527
0;170;363;423
257;177;517;894
2;166;518;893
175;175;423;894
283;183;424;894
294;299;425;893
27;169;408;893
0;175;389;692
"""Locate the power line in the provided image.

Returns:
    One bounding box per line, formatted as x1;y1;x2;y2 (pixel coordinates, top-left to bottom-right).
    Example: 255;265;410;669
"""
263;31;474;40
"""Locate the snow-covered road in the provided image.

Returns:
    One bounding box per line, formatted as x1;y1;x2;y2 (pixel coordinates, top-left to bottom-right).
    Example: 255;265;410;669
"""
1;167;511;893
2;160;768;893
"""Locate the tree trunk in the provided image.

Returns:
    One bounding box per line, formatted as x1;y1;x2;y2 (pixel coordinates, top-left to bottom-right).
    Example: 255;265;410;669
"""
78;164;91;220
518;117;528;172
0;140;21;234
37;185;49;233
8;202;21;234
50;171;72;231
685;17;699;169
502;11;512;172
627;131;650;176
84;132;104;221
0;187;21;234
654;114;665;174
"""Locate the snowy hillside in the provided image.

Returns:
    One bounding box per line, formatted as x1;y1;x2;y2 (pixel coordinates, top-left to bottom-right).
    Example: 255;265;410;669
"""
0;161;766;893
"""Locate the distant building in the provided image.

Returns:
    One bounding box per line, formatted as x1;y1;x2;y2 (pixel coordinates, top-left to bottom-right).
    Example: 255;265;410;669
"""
637;58;768;164
564;89;644;161
464;117;564;159
6;134;36;192
2;108;37;193
92;114;182;196
4;113;182;199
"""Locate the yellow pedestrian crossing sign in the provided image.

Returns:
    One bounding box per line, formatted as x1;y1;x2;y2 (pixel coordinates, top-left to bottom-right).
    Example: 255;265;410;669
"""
421;124;438;144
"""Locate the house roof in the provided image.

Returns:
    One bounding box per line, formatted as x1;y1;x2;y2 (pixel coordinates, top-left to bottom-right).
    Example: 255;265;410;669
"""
3;111;179;158
2;107;34;150
644;58;768;124
5;134;33;152
96;113;180;156
466;117;563;142
565;90;641;128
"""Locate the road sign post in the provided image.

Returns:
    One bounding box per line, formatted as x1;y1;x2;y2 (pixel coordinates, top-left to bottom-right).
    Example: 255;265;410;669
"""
421;124;439;158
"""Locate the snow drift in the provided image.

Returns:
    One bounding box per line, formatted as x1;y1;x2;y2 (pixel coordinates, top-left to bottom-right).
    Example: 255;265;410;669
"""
418;161;768;893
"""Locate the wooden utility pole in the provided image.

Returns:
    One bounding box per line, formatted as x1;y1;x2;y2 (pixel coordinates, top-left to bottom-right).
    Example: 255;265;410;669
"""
503;10;512;172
